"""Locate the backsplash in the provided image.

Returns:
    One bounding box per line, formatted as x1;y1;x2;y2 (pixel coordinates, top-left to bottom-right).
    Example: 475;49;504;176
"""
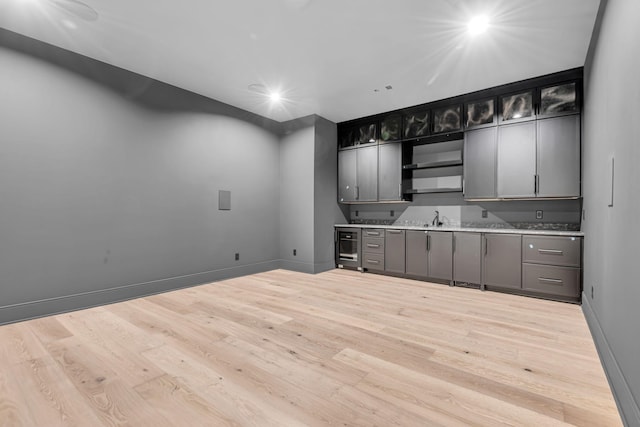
349;193;582;231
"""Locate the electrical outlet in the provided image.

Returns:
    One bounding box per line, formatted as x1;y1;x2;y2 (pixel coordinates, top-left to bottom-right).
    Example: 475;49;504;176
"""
293;249;297;256
355;210;359;217
481;210;488;218
390;210;394;217
235;253;239;261
536;210;543;220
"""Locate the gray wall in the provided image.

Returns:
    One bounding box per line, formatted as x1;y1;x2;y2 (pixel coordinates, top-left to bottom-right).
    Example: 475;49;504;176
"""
313;116;346;272
0;33;284;324
582;0;640;425
279;121;316;273
279;115;347;273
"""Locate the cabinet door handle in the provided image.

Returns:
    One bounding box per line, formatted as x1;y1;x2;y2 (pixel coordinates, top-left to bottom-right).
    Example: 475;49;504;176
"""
452;235;456;253
538;277;563;284
356;186;360;200
534;174;538;194
427;234;431;251
484;237;488;255
398;184;402;198
538;249;563;255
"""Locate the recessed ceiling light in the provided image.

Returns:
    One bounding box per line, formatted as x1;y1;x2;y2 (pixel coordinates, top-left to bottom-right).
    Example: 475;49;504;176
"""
269;91;282;103
468;15;489;36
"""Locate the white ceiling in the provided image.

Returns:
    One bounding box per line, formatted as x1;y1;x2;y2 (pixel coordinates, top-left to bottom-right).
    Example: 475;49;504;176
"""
0;0;600;123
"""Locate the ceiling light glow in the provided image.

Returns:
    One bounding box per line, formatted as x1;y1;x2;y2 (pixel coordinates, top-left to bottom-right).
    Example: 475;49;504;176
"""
269;91;282;103
468;15;489;36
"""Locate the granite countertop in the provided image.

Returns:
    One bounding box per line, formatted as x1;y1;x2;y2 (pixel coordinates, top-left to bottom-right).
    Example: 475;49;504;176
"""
334;223;584;237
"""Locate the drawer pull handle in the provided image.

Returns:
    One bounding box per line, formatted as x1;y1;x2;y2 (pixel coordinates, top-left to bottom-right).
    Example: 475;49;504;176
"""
367;244;380;248
538;249;564;255
367;259;380;264
388;230;402;234
367;232;380;236
538;277;563;284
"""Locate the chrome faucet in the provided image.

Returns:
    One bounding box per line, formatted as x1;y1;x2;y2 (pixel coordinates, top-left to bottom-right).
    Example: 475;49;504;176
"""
432;210;442;227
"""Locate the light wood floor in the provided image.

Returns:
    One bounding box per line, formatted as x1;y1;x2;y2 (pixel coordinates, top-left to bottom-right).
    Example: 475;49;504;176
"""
0;269;621;426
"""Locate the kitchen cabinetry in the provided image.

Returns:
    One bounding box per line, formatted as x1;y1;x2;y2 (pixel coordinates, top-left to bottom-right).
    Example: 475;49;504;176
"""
497;121;537;198
338;145;378;203
522;235;581;299
483;234;522;290
453;232;481;285
536;115;581;198
406;230;428;277
385;229;405;274
362;229;384;271
463;127;496;199
404;230;452;282
378;143;403;201
429;231;453;282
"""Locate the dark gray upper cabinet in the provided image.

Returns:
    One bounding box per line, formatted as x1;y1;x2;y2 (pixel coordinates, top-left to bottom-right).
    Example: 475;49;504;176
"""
537;115;581;198
428;231;453;281
497;121;537;198
406;230;428;277
385;229;406;274
464;127;497;199
338;145;378;203
483;234;522;289
378;142;403;201
338;149;357;203
355;145;378;202
453;232;481;285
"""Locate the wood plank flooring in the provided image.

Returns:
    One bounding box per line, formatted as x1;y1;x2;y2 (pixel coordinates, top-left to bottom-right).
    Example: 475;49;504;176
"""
0;269;621;426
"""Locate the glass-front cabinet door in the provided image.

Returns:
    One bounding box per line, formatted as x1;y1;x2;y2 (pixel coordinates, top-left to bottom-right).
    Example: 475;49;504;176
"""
356;122;378;145
380;114;402;142
403;110;430;139
500;90;535;123
465;98;496;129
433;105;462;133
539;82;579;117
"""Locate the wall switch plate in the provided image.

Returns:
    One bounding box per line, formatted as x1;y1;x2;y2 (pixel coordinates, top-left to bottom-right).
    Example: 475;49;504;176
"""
481;210;488;218
219;190;231;210
293;249;297;256
536;210;543;220
235;253;239;261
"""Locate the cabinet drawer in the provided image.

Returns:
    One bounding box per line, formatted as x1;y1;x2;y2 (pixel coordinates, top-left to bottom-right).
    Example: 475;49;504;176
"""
363;237;384;253
522;236;581;267
363;253;384;271
522;263;580;298
362;228;384;238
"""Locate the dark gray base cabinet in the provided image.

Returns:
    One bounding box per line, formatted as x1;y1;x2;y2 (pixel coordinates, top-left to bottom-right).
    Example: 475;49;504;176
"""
429;232;453;281
405;230;452;281
453;232;481;285
483;234;522;289
385;229;405;274
406;230;428;277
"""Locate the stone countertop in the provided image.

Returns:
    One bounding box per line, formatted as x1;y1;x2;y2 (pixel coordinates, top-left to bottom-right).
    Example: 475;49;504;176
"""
334;224;584;237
